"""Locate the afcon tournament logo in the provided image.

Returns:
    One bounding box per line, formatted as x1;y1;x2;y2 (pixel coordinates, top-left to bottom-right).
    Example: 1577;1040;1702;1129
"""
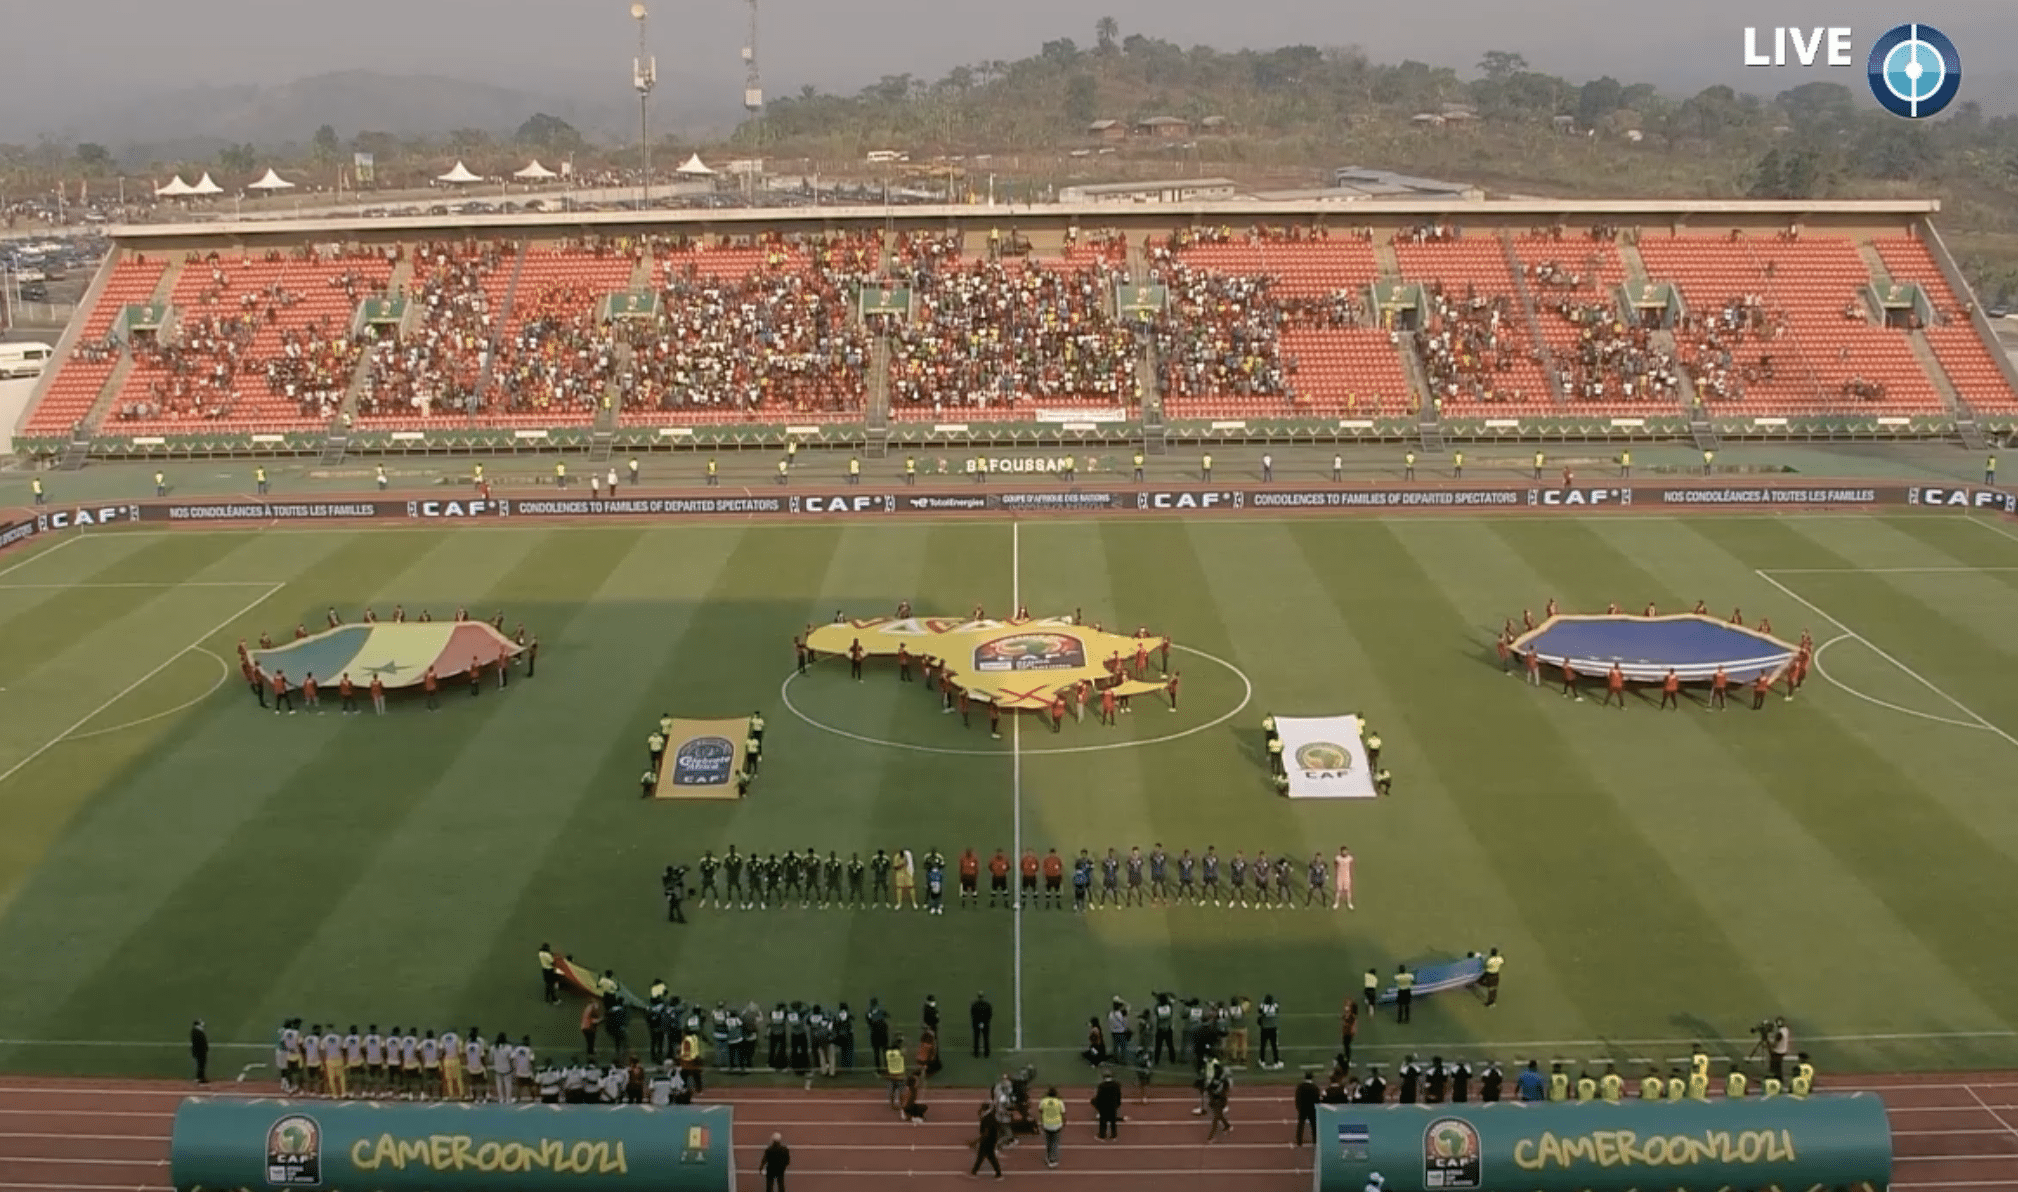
672;736;736;786
1296;741;1353;777
265;1114;323;1186
973;632;1087;673
1423;1117;1482;1190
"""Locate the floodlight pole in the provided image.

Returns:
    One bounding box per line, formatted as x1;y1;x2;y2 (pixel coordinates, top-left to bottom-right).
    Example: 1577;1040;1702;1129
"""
633;4;656;210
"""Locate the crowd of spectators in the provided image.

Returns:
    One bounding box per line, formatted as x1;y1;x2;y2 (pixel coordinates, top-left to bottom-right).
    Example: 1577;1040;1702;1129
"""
1413;285;1541;406
616;262;870;418
486;280;621;417
1674;294;1792;404
1526;261;1681;404
357;240;516;420
114;313;256;422
889;259;1136;413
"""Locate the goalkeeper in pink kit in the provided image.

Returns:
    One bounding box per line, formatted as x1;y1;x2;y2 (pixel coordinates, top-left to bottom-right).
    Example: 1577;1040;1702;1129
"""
1333;847;1355;910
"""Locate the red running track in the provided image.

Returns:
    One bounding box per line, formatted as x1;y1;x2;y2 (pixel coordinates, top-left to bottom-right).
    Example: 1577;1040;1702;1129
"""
0;1071;2014;1191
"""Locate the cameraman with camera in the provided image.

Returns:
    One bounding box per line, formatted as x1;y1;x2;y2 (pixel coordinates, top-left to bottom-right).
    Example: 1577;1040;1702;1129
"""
1752;1017;1792;1082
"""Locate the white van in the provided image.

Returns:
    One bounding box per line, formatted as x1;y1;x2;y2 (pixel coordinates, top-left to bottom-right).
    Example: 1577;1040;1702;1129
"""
0;342;54;379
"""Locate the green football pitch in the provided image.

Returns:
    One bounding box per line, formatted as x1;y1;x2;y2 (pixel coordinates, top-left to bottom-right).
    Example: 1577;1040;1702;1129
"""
0;511;2015;1083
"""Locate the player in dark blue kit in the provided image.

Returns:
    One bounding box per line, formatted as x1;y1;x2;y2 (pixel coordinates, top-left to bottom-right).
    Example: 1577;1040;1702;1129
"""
1125;848;1147;906
1275;855;1295;907
1202;847;1222;905
1177;849;1197;904
1073;851;1094;912
1099;849;1121;907
1229;851;1249;908
1149;845;1170;905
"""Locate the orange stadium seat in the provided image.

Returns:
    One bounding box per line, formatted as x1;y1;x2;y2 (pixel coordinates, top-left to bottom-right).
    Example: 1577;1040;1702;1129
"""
106;251;390;436
1151;230;1410;419
1392;237;1554;417
1637;235;1942;416
1871;238;2018;415
21;254;168;437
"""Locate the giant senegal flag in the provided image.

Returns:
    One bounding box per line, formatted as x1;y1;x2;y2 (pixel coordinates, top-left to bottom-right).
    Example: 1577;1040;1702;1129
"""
807;615;1168;709
251;622;521;689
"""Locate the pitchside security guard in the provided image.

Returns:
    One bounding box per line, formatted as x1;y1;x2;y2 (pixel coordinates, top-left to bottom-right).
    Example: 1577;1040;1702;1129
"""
538;944;559;1004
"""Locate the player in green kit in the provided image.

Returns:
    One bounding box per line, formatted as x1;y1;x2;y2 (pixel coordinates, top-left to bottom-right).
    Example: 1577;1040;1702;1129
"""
780;851;803;905
1726;1068;1748;1098
871;849;893;905
1640;1068;1663;1100
1600;1064;1623;1102
761;854;783;908
1666;1069;1686;1101
823;852;843;908
698;851;720;907
1575;1072;1597;1102
801;848;822;909
724;847;746;909
847;853;867;906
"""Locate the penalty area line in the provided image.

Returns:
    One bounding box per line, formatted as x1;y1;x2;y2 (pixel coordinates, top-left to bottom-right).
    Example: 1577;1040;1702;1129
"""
1755;569;2018;751
0;583;287;790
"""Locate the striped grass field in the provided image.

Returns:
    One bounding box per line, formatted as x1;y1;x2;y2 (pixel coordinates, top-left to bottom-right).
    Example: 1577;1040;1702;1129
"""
0;512;2014;1084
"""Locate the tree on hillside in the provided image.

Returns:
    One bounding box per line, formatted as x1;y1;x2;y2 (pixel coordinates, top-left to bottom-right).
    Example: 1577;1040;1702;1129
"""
74;143;112;171
1064;74;1099;125
311;124;341;160
1041;38;1080;66
1776;81;1857;133
1578;76;1624;126
516;112;584;151
1748;146;1829;198
352;130;399;162
1095;16;1119;55
448;128;491;154
218;143;257;172
1478;50;1527;80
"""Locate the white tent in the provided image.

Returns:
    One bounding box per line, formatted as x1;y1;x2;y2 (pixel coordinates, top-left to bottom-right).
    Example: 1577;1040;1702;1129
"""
437;161;482;185
247;167;296;191
189;172;224;195
674;153;715;176
154;175;195;197
514;160;557;180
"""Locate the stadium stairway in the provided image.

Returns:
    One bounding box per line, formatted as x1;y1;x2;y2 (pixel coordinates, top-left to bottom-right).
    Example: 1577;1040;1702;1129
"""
474;242;530;403
1500;233;1569;406
1855;238;1985;446
1618;239;1654;292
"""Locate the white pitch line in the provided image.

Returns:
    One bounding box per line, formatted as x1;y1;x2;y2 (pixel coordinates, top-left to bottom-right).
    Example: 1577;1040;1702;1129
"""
0;582;285;590
1811;634;1984;731
0;534;79;581
1010;517;1023;1055
1755;568;2018;751
1764;567;2018;575
65;648;231;743
1973;517;2018;548
0;583;286;790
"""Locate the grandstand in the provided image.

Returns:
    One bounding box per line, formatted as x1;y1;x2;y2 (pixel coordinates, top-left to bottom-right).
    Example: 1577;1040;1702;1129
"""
13;198;2016;463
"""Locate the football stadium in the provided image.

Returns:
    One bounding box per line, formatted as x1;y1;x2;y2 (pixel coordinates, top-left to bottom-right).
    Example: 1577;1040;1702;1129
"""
3;15;2018;1192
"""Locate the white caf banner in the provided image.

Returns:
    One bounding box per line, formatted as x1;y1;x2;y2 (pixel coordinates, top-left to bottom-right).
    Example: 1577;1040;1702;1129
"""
1278;715;1377;799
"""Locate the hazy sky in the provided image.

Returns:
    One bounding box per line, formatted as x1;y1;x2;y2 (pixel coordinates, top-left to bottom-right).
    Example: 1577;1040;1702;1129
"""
4;0;2010;134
